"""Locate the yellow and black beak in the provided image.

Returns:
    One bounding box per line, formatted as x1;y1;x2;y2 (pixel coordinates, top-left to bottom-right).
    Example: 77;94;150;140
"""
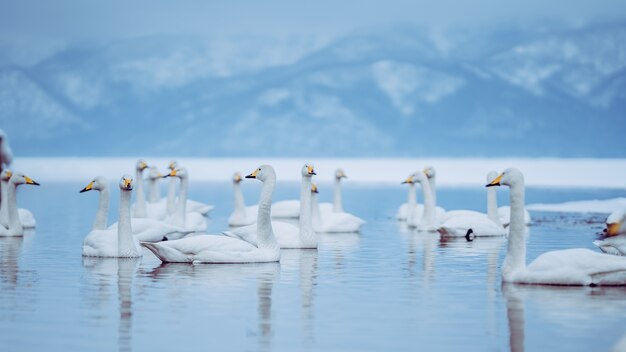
486;173;503;187
165;169;177;178
307;165;316;175
607;222;622;237
246;168;260;179
24;176;40;186
311;184;319;193
123;178;132;189
140;162;148;171
80;181;94;193
401;176;413;184
338;171;347;178
168;162;176;170
158;172;165;178
234;174;242;182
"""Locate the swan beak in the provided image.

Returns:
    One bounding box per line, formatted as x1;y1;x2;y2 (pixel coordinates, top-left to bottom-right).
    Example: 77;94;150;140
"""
246;169;259;179
80;181;94;193
123;178;132;189
401;176;413;184
24;176;40;186
234;174;242;182
165;169;177;178
311;184;319;193
422;168;430;176
607;222;622;236
307;165;316;175
338;171;347;178
168;162;176;170
157;172;165;178
486;173;503;187
140;162;148;171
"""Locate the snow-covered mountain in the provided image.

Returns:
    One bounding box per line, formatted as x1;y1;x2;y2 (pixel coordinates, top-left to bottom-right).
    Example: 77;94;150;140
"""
1;22;625;157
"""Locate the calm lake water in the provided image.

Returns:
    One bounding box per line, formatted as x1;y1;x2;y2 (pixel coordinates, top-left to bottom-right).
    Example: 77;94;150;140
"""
1;181;626;351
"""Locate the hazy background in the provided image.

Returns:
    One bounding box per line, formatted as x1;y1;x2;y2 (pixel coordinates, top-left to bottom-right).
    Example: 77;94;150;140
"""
1;0;625;157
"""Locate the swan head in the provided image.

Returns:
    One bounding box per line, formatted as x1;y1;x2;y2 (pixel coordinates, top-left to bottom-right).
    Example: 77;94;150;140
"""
136;160;148;172
606;209;626;236
245;165;275;182
302;164;316;177
401;174;414;184
486;168;524;188
148;167;164;180
335;169;347;179
423;166;436;179
10;172;40;186
119;175;133;191
411;171;428;184
80;176;108;193
233;172;242;183
1;169;11;181
311;183;319;193
168;161;178;171
166;168;188;180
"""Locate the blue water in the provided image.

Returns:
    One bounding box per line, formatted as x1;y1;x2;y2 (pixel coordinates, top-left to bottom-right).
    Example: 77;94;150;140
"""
1;181;625;351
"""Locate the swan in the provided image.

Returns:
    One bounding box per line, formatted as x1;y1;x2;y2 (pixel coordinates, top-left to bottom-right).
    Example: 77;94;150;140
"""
594;234;626;256
224;164;317;248
311;183;364;233
0;129;12;170
164;168;207;232
396;174;422;220
487;168;626;286
497;206;531;227
146;166;164;204
82;175;142;258
437;171;506;237
80;176;193;242
228;172;258;227
604;208;626;237
141;165;281;263
318;169;347;213
405;171;438;231
163;162;214;217
0;170;36;228
423;166;447;218
131;160;149;218
0;172;39;237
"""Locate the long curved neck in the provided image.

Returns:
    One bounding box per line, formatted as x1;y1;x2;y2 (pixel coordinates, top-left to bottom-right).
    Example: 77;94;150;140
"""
407;183;417;223
172;176;188;227
147;178;160;203
93;187;110;230
312;191;322;225
233;182;246;215
299;177;316;246
429;176;437;207
0;178;8;227
117;189;136;256
504;181;527;279
487;187;501;226
333;177;343;213
166;177;177;214
6;182;22;235
256;176;278;249
419;179;436;226
134;169;146;217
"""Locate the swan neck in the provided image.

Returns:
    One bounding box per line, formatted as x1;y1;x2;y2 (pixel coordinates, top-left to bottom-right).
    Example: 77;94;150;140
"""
7;182;21;234
0;178;8;227
147;178;160;203
233;181;246;215
312;191;322;225
299;176;316;246
93;187;110;230
134;169;146;217
419;178;436;226
118;189;137;256
333;177;343;213
504;181;527;279
166;177;177;214
407;183;417;224
487;186;501;226
173;176;188;227
256;175;278;249
429;177;437;206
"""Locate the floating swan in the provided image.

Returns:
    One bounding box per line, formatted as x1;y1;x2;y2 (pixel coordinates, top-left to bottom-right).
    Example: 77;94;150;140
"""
0;170;36;228
487;168;626;286
438;171;506;237
141;165;281;263
80;176;192;242
165;161;178;214
594;234;626;256
224;164;317;248
396;175;420;221
82;175;142;258
312;183;364;233
146;166;164;204
228;172;258;227
319;169;347;213
405;171;438;231
164;168;207;232
131;160;149;218
0;172;39;237
423;166;447;218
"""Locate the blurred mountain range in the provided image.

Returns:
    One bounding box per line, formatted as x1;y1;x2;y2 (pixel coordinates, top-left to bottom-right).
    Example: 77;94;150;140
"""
1;22;625;157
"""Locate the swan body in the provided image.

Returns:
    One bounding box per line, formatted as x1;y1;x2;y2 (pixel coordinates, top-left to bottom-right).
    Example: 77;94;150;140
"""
0;172;39;237
311;184;364;233
438;171;506;237
487;168;626;286
403;171;438;231
423;166;447;215
164;168;208;232
0;170;36;228
82;175;142;258
498;206;531;227
225;164;318;248
228;172;257;227
141;165;280;263
594;235;626;256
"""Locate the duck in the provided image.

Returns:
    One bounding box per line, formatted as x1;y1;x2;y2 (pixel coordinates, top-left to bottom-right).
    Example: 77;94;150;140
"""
437;171;506;237
224;164;317;248
487;168;626;286
0;172;39;237
141;165;281;263
0;170;36;228
82;175;143;258
228;172;258;227
311;183;364;233
405;171;438;231
80;176;192;242
164;168;208;232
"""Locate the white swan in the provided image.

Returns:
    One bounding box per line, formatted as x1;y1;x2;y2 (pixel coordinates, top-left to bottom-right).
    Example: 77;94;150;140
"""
82;175;142;258
0;172;39;237
0;170;36;228
80;176;192;242
594;234;626;256
146;166;164;204
141;165;281;263
405;171;438;231
228;172;258;227
604;208;626;237
163;162;214;217
131;160;149;218
396;174;420;221
311;183;364;233
318;169;347;213
487;168;626;286
423;166;447;218
164;168;207;232
224;164;317;248
437;171;506;237
497;206;531;227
